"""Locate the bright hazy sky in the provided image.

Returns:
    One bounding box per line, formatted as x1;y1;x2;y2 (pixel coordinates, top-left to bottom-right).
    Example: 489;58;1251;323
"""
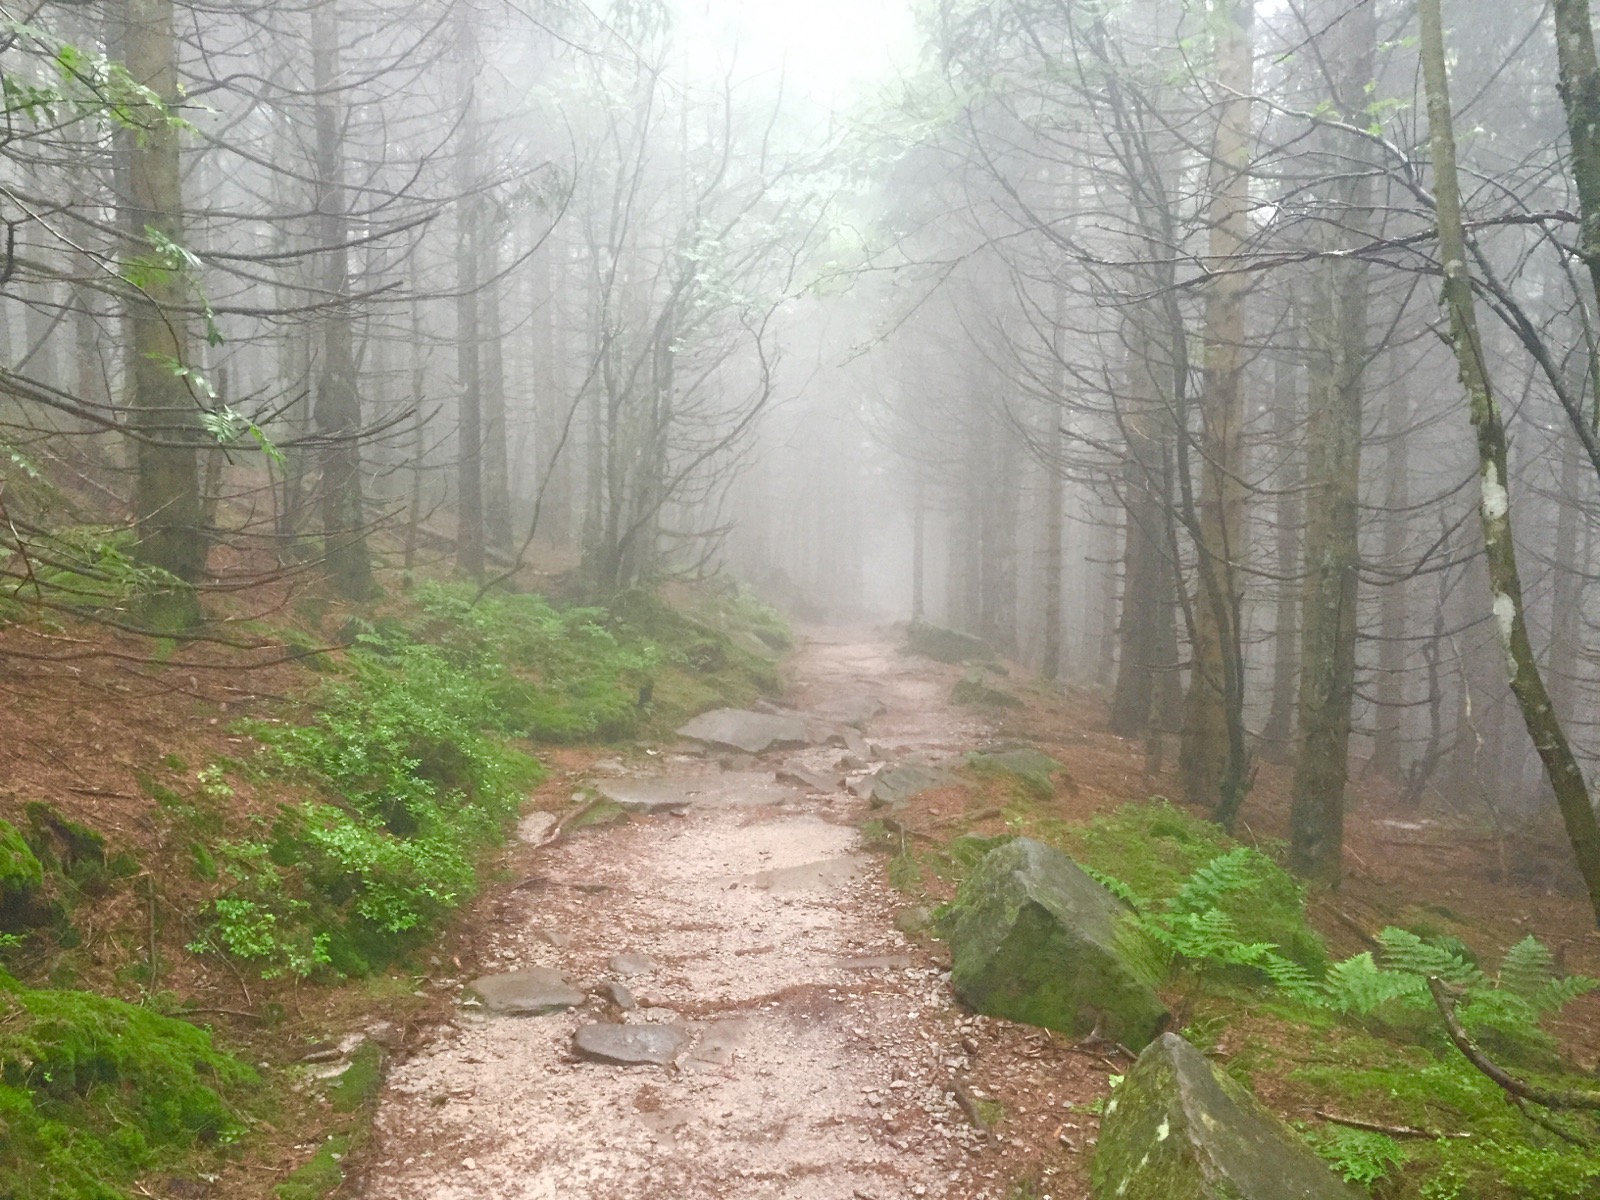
685;0;918;102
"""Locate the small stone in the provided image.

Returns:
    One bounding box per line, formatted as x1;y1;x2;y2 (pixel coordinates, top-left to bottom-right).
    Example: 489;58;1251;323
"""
609;952;657;977
831;953;913;971
573;1023;688;1066
463;1157;477;1171
599;981;637;1011
532;927;572;948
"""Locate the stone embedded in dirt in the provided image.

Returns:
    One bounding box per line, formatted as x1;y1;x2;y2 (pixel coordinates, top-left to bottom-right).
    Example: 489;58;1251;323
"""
939;837;1168;1047
572;1022;688;1067
681;1018;749;1071
814;693;888;730
516;812;558;844
676;707;811;755
598;980;637;1011
842;728;873;761
532;927;572;948
748;854;870;892
905;619;993;664
848;774;877;800
608;952;657;977
1092;1033;1362;1200
591;758;627;775
966;747;1068;798
951;673;1023;710
869;764;956;810
893;905;933;935
837;753;867;772
776;763;842;793
468;967;586;1016
593;778;693;814
831;953;913;971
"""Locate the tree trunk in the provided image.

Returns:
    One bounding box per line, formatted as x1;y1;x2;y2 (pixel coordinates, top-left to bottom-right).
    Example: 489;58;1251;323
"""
125;0;203;628
1370;378;1412;777
1179;0;1255;824
482;237;513;552
310;0;372;599
1260;342;1302;759
1421;0;1600;924
453;19;485;581
1289;0;1375;883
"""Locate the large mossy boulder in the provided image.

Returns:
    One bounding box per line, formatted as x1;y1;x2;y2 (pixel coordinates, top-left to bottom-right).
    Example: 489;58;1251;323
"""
1093;1033;1363;1200
905;620;992;664
939;837;1168;1046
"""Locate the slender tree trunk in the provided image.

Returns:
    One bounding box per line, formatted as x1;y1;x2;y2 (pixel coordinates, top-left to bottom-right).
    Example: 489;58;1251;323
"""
482;237;512;552
912;473;926;620
1421;0;1600;924
1548;433;1585;722
1179;0;1255;824
1370;379;1412;776
453;19;485;581
1261;342;1302;758
125;0;203;627
1289;0;1376;883
310;0;372;599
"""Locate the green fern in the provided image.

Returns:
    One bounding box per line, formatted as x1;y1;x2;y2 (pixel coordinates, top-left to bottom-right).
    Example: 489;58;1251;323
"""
1377;927;1486;989
1310;1125;1407;1186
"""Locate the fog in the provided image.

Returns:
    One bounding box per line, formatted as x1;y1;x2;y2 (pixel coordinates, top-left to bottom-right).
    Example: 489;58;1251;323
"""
5;0;1600;895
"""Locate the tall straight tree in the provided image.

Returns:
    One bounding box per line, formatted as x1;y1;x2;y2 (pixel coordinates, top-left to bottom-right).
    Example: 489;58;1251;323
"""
1289;0;1377;884
1178;0;1255;825
310;0;373;599
1420;0;1600;924
455;9;486;581
125;0;204;627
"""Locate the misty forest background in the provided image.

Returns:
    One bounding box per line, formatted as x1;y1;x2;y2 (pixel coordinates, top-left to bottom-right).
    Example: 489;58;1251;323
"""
6;0;1600;916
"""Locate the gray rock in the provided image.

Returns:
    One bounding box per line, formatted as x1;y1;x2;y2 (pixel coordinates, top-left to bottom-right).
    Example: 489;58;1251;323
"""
572;1023;688;1066
939;837;1168;1047
837;753;867;772
682;1018;749;1071
869;764;956;810
905;620;993;664
608;952;657;977
776;763;842;793
531;927;572;948
893;905;933;935
593;779;693;814
841;728;873;761
516;811;558;844
676;708;811;755
748;854;870;892
848;774;877;800
599;980;637;1011
1092;1033;1363;1200
831;953;913;971
468;967;586;1015
966;747;1067;799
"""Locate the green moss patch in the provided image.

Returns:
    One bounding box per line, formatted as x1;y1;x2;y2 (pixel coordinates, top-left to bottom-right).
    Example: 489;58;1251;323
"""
905;620;993;664
0;972;254;1200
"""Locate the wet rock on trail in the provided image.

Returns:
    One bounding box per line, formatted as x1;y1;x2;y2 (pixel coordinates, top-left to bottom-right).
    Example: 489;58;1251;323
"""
573;1023;688;1067
675;707;810;754
867;762;957;809
940;837;1169;1047
775;762;842;793
469;967;586;1015
904;619;993;665
607;951;657;977
593;779;693;814
1093;1033;1362;1200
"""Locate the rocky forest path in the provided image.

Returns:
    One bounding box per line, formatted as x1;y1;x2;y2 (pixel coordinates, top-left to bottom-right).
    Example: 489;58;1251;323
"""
356;628;1106;1200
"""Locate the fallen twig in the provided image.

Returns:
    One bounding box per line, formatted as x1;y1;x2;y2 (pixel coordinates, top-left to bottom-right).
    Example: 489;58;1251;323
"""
1314;1109;1470;1140
1427;976;1600;1111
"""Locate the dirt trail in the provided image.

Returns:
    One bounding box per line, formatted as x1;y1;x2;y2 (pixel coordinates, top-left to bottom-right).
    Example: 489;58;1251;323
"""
357;628;1084;1200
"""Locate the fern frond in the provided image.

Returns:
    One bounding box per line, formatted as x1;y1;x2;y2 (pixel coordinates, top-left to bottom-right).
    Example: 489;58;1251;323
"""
1169;847;1270;915
1324;951;1426;1014
1377;927;1485;989
1497;935;1557;997
1086;865;1148;912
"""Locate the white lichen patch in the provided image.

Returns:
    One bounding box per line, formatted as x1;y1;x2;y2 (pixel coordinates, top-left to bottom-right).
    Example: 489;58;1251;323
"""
1481;462;1509;523
1156;1117;1171;1142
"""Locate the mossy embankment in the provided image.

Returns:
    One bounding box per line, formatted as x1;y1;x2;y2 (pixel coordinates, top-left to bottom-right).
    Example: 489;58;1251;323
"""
0;574;790;1200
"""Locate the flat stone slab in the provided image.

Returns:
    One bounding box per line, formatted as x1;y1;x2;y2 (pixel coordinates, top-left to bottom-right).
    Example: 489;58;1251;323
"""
468;968;585;1015
599;981;637;1011
573;1022;688;1066
516;812;557;844
608;952;657;977
869;764;956;809
1093;1033;1362;1200
748;854;870;892
593;779;692;814
776;763;842;793
677;708;811;755
831;953;913;971
682;1018;749;1071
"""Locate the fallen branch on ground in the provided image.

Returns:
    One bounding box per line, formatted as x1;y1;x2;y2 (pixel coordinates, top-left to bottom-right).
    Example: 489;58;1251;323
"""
1427;976;1600;1111
1314;1109;1470;1140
